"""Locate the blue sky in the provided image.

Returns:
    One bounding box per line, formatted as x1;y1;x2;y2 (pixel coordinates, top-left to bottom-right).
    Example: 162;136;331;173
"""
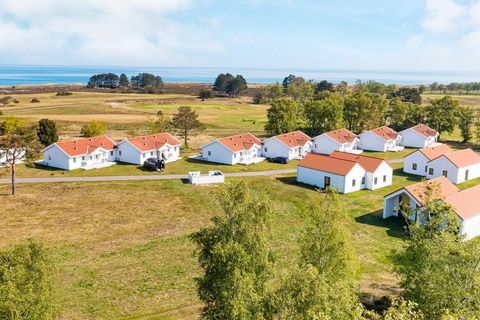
0;0;479;70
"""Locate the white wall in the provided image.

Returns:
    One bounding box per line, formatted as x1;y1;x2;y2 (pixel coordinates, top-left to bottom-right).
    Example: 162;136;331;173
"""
43;145;71;170
312;135;341;154
262;138;291;159
461;215;480;240
117;141;143;164
297;166;347;193
369;162;393;190
201;141;234;165
344;164;367;193
404;151;428;176
358;132;387;152
43;145;116;170
426;156;458;183
400;130;435;148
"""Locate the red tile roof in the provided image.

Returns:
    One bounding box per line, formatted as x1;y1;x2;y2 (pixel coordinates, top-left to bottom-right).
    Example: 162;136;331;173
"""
441;149;480;168
126;133;181;152
218;133;262;152
446;185;480;220
330;151;388;173
417;144;452;160
298;153;360;176
403;176;459;206
274;131;311;148
325;128;357;144
370;126;399;141
410;124;437;137
55;136;115;157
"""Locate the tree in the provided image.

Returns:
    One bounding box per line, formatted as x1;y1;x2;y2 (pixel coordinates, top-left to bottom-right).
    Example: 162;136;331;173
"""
119;73;130;87
387;98;426;131
282;74;304;91
264;98;298;135
315;80;334;93
0;117;24;135
170;106;204;147
198;89;214;101
87;73;119;88
394;184;480;318
0;96;14;107
213;73;234;92
270;189;358;319
286;81;315;102
37;119;59;146
149;111;171;134
344;92;386;132
0;239;57;319
130;73;163;93
392;87;422;104
457;106;475;142
226;75;248;97
426;96;458;138
304;92;344;135
190;182;272;320
253;84;284;104
80;120;106;137
0;120;41;195
476;110;480;143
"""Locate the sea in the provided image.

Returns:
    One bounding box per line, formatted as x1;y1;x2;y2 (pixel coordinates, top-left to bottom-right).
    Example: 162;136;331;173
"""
1;65;480;86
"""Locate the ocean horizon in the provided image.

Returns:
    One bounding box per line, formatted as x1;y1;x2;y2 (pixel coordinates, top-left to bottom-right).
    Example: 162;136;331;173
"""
1;65;480;86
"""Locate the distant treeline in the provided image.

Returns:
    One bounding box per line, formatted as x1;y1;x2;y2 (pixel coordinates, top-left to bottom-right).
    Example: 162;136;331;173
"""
424;82;480;95
87;72;163;93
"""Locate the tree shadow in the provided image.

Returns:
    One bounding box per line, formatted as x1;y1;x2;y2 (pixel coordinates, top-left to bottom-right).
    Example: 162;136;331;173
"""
275;176;322;191
393;168;423;183
355;209;407;239
184;157;231;168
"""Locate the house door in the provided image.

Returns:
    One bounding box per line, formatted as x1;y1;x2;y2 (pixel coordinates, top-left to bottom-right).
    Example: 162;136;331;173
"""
324;176;331;188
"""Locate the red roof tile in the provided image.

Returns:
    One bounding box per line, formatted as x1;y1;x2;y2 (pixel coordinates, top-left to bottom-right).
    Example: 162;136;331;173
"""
325;128;357;144
418;144;452;160
403;176;459;206
298;153;359;176
330;151;388;173
274;131;311;148
126;133;181;152
442;149;480;168
56;136;115;157
218;133;262;152
446;185;480;220
410;124;437;137
370;126;399;141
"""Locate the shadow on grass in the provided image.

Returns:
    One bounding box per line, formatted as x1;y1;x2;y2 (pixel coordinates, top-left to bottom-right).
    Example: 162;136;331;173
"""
443;139;480;152
184;157;231;168
393;168;423;183
275;176;322;191
355;210;406;239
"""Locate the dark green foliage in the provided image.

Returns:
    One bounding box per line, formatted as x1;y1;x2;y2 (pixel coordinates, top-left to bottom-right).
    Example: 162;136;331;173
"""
457;106;475;142
198;89;214;100
130;73;164;93
426;95;458;137
344;92;387;132
30;98;40;103
392;87;422;104
171;106;204;147
387;98;426;131
213;73;234;92
304;92;344;135
0;239;57;319
37;119;59;146
87;73;120;88
191;182;272;320
226;75;248;97
264;98;298;135
315;80;334;93
119;73;130;87
282;74;304;90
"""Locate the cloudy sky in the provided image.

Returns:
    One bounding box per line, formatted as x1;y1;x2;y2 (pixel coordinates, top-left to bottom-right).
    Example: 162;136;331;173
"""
0;0;478;71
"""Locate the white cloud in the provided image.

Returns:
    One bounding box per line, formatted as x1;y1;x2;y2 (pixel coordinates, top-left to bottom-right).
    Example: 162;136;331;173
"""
422;0;465;33
0;0;225;65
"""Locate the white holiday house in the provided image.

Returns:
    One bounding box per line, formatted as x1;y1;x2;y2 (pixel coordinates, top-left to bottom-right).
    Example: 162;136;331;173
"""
426;148;480;184
403;144;452;176
358;126;404;152
0;148;26;167
116;132;181;165
383;176;480;240
296;151;392;193
262;131;312;160
312;128;361;155
399;124;439;148
200;133;264;165
42;136;117;170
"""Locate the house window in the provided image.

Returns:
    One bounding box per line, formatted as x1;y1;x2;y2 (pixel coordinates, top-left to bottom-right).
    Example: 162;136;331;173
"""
361;177;365;185
82;156;85;160
264;147;268;152
442;170;448;177
89;156;93;160
352;179;356;187
412;163;417;170
428;168;434;175
383;175;387;182
465;170;469;181
143;153;146;158
374;177;378;185
208;151;212;156
425;166;427;172
110;151;113;156
151;152;154;156
48;155;52;161
234;153;237;158
119;151;122;156
73;158;76;163
95;154;99;159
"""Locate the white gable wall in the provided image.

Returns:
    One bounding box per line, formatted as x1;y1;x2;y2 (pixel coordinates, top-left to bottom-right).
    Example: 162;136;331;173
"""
344;164;367;193
400;129;436;148
456;162;480;184
202;141;234;165
358;132;387;152
297;166;347;193
312;135;341;154
262;138;292;159
461;214;480;240
117;141;142;164
404;151;429;176
426;156;458;183
43;145;71;170
369;162;393;190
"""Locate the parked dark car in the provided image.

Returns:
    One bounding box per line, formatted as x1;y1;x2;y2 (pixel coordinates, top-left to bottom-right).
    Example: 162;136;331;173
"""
268;156;289;164
143;158;165;171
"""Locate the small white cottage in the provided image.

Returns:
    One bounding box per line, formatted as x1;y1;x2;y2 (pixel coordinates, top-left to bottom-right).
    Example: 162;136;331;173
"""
262;131;312;160
426;148;480;184
312;128;360;155
383;176;480;240
296;151;392;193
116;132;181;165
42;135;117;170
0;148;26;167
358;126;403;152
403;144;452;176
201;133;264;165
399;124;438;148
